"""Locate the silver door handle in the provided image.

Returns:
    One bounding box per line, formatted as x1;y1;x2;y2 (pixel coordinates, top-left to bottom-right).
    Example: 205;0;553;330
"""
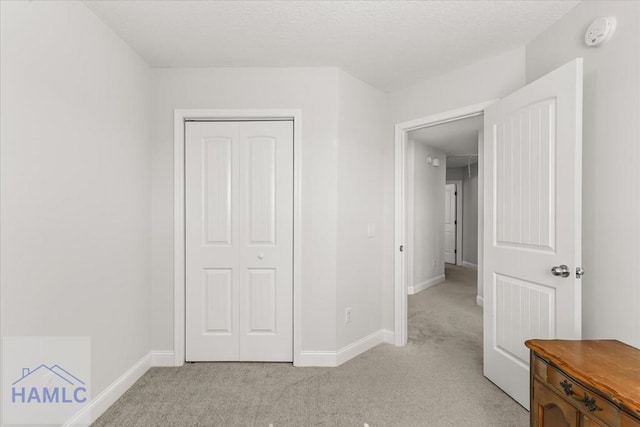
551;265;570;278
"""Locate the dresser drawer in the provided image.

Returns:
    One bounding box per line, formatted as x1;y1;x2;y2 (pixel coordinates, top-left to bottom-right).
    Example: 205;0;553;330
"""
533;355;548;381
543;363;620;427
621;412;640;427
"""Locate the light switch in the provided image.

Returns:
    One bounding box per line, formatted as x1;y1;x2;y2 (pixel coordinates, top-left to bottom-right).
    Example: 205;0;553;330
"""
367;223;376;238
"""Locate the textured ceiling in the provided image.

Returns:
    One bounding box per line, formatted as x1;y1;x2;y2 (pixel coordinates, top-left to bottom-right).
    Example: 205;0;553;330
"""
409;115;483;168
85;0;579;91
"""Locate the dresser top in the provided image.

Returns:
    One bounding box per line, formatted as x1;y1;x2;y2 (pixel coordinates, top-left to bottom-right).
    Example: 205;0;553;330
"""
526;339;640;417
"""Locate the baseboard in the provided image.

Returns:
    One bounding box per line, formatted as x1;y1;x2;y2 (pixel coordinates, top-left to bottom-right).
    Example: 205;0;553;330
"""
335;330;386;366
63;353;151;426
297;329;393;367
407;274;445;295
297;351;337;367
476;295;484;307
382;329;395;344
151;350;176;367
463;261;478;269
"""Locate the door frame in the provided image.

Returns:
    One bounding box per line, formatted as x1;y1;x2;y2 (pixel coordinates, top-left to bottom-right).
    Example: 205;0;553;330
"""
445;180;463;265
394;100;496;346
173;109;302;366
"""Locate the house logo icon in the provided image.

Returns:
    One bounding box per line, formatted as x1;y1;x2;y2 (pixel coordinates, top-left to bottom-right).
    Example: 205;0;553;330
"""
11;364;88;404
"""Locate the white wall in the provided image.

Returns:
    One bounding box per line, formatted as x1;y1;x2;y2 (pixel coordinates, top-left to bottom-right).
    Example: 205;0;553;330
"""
462;163;479;266
390;48;526;123
526;1;640;348
1;0;151;400
150;68;342;353
335;71;389;348
407;141;417;287
410;143;446;288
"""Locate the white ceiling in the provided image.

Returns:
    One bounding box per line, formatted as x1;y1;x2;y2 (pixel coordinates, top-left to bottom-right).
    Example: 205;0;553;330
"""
408;115;483;168
85;0;578;91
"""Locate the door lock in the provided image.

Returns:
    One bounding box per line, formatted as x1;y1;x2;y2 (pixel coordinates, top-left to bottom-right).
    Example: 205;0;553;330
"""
551;264;571;278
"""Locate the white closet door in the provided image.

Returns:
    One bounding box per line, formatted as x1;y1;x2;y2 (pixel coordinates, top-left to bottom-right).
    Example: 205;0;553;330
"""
185;120;293;362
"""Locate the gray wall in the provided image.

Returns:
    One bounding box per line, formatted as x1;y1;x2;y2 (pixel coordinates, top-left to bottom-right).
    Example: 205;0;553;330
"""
446;167;465;182
410;143;447;288
527;1;640;347
462;163;479;266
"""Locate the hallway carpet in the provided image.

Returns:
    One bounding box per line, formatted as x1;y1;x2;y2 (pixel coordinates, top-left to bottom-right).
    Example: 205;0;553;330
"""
94;265;528;426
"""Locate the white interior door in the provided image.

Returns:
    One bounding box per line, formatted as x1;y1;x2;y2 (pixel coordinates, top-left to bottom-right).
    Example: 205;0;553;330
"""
185;120;293;362
483;59;583;409
444;183;457;264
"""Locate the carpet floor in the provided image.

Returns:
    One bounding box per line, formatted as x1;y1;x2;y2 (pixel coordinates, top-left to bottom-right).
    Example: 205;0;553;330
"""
94;265;528;426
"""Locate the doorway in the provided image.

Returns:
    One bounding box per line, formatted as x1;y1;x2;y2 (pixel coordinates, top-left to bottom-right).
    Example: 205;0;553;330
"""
395;58;584;410
403;114;483;297
393;100;494;346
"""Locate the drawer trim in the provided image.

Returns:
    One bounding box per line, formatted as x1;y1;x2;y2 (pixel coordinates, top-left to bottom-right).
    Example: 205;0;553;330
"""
545;362;620;426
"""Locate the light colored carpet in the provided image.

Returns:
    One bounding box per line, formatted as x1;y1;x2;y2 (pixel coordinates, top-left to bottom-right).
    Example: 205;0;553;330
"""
94;265;528;426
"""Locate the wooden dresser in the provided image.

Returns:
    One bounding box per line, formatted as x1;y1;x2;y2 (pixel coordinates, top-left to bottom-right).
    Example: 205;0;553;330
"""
526;340;640;427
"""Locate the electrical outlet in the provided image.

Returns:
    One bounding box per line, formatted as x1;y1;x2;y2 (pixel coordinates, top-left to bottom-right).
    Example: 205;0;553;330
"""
345;307;352;323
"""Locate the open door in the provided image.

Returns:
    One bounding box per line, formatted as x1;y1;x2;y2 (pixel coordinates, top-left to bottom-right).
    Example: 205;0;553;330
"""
483;59;583;409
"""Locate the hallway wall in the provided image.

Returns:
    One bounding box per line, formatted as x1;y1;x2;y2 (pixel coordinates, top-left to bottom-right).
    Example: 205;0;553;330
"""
409;142;447;292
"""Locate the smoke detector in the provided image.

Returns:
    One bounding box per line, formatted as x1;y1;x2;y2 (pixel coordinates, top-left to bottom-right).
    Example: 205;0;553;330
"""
585;17;617;46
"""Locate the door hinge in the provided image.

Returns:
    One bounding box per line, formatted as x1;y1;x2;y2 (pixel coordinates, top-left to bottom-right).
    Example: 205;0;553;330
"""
455;192;457;196
399;245;404;252
576;267;585;279
454;250;457;254
454;220;457;225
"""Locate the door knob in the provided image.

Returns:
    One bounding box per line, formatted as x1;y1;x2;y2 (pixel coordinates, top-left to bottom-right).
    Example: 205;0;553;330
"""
551;265;570;278
258;253;264;259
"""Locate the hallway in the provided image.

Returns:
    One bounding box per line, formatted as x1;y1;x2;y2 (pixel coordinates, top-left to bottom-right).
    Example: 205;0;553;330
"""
409;264;481;346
